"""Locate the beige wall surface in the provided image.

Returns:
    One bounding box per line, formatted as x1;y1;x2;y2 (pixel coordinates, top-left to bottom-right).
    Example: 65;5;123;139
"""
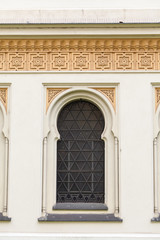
0;0;159;9
0;72;158;234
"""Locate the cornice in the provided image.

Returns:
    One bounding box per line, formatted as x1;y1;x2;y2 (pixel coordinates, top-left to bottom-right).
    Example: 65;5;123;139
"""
1;39;160;51
0;9;159;25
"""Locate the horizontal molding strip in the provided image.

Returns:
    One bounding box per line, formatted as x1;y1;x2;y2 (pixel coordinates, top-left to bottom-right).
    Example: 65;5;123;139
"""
0;39;160;71
38;213;122;222
0;9;160;24
1;233;160;238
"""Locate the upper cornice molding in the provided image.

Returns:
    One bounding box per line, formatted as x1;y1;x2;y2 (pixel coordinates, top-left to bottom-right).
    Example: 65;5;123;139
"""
0;9;159;26
1;39;160;51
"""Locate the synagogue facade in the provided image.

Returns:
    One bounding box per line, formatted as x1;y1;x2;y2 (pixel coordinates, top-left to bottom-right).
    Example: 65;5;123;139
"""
0;8;159;240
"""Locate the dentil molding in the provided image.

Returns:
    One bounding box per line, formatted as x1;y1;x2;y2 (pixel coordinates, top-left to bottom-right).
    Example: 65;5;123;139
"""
0;39;160;71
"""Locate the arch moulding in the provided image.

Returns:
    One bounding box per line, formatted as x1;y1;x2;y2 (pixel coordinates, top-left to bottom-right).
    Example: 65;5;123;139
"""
44;87;117;138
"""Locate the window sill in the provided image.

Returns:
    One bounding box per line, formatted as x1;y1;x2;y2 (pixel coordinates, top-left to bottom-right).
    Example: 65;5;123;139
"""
0;213;11;221
151;215;160;222
53;203;108;210
38;213;122;222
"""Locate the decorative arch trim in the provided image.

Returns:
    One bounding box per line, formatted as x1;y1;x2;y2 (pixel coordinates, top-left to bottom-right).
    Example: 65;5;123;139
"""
0;88;7;113
155;88;160;112
92;88;116;111
0;88;8;138
46;88;68;112
152;85;160;221
46;87;116;113
154;88;160;138
45;87;117;138
0;85;10;221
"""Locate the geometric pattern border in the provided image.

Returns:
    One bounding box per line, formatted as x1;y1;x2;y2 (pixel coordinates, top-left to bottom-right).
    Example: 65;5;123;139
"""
0;39;160;71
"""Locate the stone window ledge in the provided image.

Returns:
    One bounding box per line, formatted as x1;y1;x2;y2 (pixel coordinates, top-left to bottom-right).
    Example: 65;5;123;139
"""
0;213;11;221
151;215;160;222
38;213;122;222
53;203;108;210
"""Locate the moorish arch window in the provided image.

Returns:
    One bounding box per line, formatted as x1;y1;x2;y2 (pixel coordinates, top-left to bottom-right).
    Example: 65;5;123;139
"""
0;87;11;221
56;100;105;208
152;87;160;222
39;85;121;222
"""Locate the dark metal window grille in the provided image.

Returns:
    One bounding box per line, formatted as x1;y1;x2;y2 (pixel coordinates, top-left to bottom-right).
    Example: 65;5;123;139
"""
57;100;105;203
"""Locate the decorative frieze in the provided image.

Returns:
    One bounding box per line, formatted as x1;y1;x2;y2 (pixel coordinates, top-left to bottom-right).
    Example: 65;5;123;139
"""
0;88;7;112
0;39;160;71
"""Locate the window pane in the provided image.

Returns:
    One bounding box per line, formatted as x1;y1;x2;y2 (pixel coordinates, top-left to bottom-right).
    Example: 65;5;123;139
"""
57;100;105;203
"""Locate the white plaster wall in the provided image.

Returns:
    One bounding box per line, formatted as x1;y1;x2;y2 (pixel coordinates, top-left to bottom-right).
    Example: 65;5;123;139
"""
0;0;159;9
0;72;157;235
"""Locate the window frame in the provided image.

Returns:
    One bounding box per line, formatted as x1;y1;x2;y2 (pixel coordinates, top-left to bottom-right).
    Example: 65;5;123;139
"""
39;83;122;222
152;85;160;221
55;99;106;210
0;85;11;221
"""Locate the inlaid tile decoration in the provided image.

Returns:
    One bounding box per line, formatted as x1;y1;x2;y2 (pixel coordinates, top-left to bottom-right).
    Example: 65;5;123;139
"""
0;39;160;71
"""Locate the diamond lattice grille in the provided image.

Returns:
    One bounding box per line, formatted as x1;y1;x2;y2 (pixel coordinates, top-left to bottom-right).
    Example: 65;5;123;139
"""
57;100;105;203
